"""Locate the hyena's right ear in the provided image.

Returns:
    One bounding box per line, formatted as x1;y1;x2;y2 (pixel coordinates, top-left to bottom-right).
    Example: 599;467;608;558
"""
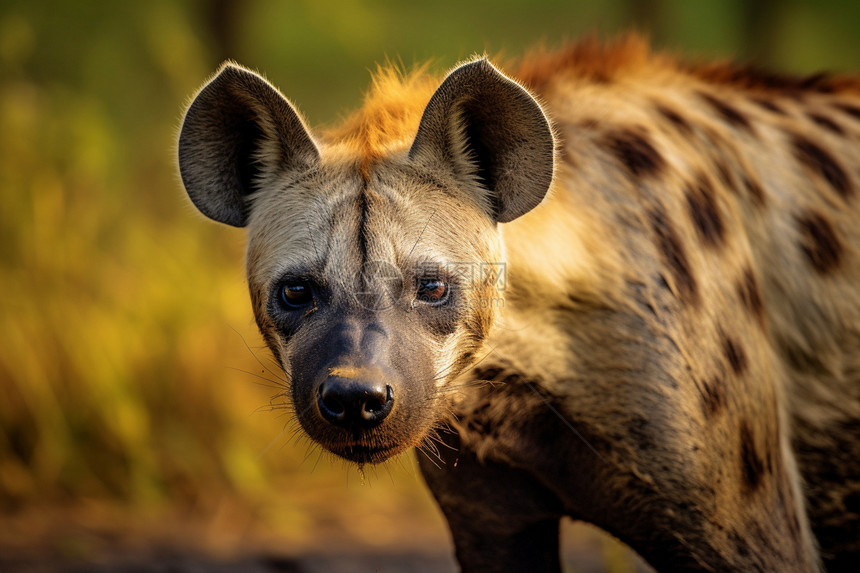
178;63;319;227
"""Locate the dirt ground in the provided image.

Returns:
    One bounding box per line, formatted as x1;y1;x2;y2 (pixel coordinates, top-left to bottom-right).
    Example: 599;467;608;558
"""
0;505;652;573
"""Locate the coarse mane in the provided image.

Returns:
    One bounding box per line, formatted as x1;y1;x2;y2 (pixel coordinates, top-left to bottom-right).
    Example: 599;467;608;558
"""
512;33;663;90
514;32;860;95
322;33;860;174
321;63;439;174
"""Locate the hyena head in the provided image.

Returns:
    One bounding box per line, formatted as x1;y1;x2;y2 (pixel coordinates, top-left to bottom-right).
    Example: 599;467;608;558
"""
178;59;554;464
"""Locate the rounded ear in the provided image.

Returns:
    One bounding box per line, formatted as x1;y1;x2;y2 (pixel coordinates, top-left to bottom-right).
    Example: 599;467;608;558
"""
409;58;555;223
178;63;319;227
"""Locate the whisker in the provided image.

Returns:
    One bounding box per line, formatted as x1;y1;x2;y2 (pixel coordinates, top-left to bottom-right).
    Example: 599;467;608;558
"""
300;441;319;468
414;341;500;389
264;354;284;372
430;379;492;396
421;435;441;460
288;426;310;450
257;425;290;461
383;462;396;487
426;426;458;451
416;443;443;470
407;208;437;259
229;325;280;372
227;366;286;389
311;449;325;474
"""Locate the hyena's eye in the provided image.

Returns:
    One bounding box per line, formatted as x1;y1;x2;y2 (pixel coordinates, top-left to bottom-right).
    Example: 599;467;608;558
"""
280;282;314;309
416;278;450;306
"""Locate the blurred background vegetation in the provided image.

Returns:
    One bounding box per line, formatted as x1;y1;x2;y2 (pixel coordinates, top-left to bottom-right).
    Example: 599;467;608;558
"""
1;0;858;570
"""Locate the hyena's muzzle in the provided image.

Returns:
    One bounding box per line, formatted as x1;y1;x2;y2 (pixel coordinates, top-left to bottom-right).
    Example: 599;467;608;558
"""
287;309;436;464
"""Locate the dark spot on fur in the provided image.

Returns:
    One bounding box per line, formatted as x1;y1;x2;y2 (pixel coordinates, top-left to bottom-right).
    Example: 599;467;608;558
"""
751;98;786;115
743;175;767;207
740;422;765;495
565;292;590;306
473;366;504;381
796;211;844;274
690;62;845;94
723;335;748;375
807;112;845;135
649;208;698;305
603;129;665;178
500;373;522;386
712;159;734;190
450;350;477;377
466;401;494;435
699;93;754;132
791;134;852;198
834;103;860;120
701;376;726;418
655;104;693;134
685;173;725;246
737;267;765;323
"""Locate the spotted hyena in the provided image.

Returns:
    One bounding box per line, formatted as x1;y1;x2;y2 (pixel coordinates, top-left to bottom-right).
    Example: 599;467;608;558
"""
178;36;860;571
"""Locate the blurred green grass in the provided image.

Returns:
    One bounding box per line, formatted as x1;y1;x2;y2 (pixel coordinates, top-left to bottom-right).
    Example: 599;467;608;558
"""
1;0;858;567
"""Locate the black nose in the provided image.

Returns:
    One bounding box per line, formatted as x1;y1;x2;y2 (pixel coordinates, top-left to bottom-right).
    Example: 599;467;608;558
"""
318;377;394;429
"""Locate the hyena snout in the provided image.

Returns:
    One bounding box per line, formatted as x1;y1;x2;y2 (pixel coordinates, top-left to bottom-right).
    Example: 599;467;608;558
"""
292;316;436;463
299;318;405;434
317;374;394;430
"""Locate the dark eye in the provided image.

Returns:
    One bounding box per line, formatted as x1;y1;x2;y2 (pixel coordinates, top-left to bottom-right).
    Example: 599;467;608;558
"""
280;282;313;309
416;278;449;305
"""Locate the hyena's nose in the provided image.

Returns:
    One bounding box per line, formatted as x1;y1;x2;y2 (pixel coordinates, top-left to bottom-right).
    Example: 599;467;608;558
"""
317;376;394;429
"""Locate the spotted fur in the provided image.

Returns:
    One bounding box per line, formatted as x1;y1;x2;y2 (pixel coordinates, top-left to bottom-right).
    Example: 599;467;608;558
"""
179;35;860;572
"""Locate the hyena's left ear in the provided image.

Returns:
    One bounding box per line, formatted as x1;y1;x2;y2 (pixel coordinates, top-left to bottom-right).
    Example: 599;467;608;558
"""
409;58;554;223
178;63;319;227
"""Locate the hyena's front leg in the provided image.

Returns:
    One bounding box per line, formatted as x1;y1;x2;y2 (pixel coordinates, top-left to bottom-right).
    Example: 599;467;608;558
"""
438;355;822;571
417;429;564;573
540;390;822;572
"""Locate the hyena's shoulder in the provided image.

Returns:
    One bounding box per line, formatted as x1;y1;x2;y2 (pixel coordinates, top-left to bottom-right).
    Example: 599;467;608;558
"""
506;34;860;359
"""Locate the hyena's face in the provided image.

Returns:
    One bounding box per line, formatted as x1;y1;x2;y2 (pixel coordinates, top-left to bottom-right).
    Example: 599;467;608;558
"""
178;60;553;464
243;161;506;463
